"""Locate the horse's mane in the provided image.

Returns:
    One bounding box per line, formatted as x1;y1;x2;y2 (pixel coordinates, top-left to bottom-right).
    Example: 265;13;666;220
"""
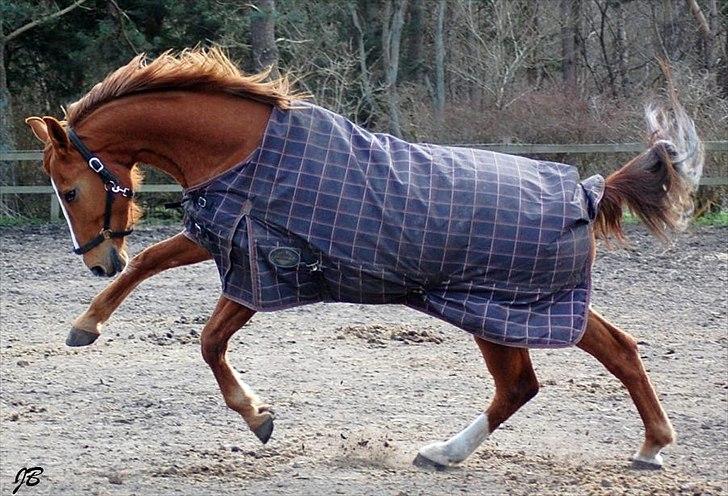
67;47;304;126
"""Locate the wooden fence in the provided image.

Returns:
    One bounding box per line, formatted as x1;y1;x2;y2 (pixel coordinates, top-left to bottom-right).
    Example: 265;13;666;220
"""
2;141;727;221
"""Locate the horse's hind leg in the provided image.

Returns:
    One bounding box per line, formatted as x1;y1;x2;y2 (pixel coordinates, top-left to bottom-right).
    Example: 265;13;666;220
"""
201;296;273;443
415;338;539;468
578;309;674;468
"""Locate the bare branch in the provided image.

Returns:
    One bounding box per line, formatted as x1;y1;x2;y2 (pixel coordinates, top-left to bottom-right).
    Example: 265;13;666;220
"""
685;0;711;40
108;0;140;54
6;0;89;42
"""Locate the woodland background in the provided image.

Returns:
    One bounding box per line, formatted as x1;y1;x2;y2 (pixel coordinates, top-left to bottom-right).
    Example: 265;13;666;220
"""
1;0;726;218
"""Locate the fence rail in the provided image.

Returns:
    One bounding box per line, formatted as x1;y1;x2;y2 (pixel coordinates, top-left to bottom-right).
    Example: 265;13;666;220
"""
3;141;728;162
2;142;727;220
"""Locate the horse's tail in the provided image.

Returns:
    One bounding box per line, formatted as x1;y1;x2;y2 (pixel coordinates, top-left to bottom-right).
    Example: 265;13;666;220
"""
594;70;704;243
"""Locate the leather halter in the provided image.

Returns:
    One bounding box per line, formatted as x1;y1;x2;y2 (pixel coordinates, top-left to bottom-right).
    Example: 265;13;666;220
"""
66;129;134;255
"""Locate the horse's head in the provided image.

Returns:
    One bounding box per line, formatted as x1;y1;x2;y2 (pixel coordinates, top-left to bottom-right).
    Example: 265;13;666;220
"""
26;116;141;277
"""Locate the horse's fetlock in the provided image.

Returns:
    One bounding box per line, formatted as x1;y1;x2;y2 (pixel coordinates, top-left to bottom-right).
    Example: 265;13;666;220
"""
73;312;102;333
224;396;243;412
652;423;676;447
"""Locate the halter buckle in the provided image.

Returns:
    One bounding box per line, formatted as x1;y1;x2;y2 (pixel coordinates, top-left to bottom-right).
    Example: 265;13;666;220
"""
88;157;105;173
101;229;112;240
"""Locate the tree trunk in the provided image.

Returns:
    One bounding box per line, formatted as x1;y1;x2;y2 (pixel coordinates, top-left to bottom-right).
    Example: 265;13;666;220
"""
349;2;379;124
560;0;579;91
685;0;714;70
433;0;446;136
0;37;19;215
381;0;408;137
249;0;280;76
405;0;425;83
595;1;617;97
524;2;542;88
0;39;13;151
719;4;728;97
615;1;630;95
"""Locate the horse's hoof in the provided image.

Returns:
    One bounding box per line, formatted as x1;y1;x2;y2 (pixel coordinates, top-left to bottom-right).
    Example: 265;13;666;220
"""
252;416;274;444
631;451;664;470
66;327;100;347
412;453;448;471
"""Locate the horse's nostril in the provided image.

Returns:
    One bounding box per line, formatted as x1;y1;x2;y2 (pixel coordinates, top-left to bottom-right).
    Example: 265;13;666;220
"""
90;266;106;277
110;249;126;274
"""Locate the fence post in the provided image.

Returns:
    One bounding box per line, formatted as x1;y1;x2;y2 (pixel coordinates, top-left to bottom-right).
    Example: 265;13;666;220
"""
50;193;60;221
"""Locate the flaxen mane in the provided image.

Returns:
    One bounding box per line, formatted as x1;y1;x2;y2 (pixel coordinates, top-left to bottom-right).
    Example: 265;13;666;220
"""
67;47;304;126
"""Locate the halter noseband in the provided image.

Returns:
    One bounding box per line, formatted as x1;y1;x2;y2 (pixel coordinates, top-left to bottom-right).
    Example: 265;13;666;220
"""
66;129;134;255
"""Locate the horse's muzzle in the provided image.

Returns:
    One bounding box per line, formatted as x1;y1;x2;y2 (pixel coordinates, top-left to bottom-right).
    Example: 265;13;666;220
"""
88;248;127;277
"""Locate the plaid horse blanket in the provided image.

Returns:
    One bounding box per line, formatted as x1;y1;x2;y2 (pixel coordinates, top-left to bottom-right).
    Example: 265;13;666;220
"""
183;102;604;348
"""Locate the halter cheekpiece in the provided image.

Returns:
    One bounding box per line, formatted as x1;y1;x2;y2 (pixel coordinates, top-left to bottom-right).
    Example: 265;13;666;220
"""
66;129;135;255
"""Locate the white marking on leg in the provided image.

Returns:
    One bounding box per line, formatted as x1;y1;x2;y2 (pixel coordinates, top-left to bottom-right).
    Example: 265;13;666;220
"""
418;413;490;466
632;448;664;468
227;367;263;412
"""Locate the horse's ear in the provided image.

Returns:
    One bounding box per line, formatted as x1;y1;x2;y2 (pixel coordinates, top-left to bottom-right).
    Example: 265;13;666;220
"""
26;117;50;144
41;116;69;150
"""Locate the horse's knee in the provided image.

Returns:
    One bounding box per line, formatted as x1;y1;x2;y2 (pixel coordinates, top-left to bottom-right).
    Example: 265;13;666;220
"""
125;248;152;275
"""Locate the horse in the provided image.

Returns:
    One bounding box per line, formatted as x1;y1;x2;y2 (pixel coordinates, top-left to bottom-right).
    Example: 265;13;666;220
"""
25;48;703;470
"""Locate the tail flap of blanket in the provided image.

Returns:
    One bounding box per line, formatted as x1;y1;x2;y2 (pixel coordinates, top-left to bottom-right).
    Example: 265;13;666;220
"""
580;174;606;221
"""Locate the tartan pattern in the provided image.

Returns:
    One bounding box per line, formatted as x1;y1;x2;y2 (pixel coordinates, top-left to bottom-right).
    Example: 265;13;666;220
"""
183;102;605;348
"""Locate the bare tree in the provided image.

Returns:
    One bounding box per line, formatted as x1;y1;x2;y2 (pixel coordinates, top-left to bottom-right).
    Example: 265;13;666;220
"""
381;0;408;137
349;2;380;122
249;0;280;76
523;2;545;88
685;0;714;70
718;2;728;97
405;0;425;83
450;1;549;110
0;0;88;215
560;0;580;91
433;0;446;135
593;1;618;97
614;1;630;95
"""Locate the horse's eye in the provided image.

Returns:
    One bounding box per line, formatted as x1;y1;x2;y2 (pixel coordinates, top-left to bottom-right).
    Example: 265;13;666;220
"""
64;189;77;203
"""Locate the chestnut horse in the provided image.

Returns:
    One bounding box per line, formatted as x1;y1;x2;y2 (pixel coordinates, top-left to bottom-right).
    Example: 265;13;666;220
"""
26;49;702;470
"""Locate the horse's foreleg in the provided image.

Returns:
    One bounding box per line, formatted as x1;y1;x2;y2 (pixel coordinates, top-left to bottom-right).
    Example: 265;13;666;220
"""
68;234;210;346
578;309;674;468
415;338;539;468
200;297;272;443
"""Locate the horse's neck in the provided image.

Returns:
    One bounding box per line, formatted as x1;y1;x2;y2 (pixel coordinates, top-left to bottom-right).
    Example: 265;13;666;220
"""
77;91;272;188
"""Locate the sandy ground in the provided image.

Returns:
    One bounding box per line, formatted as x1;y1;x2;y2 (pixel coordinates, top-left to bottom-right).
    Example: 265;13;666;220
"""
0;223;726;495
